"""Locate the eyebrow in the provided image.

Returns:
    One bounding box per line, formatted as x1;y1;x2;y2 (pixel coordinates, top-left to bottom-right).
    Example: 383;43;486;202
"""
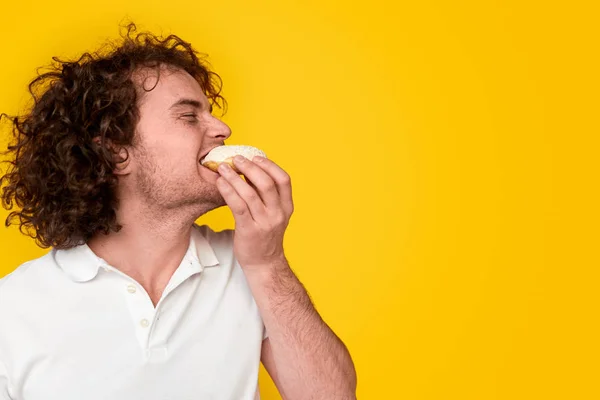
169;98;213;112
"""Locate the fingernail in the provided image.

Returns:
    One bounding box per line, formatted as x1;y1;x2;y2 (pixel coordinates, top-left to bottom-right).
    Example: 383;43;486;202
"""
253;156;264;163
219;163;230;173
234;155;246;163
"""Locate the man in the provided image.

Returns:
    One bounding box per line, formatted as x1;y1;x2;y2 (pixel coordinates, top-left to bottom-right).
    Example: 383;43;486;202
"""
0;23;356;399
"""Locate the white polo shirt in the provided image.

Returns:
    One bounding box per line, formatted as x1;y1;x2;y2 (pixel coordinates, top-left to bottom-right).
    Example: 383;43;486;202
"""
0;224;267;400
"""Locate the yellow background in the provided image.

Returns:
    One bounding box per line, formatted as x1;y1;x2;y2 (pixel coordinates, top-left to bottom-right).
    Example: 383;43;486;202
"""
1;1;598;399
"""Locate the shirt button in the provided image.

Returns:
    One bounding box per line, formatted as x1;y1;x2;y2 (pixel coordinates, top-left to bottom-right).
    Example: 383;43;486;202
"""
127;284;137;294
140;319;150;328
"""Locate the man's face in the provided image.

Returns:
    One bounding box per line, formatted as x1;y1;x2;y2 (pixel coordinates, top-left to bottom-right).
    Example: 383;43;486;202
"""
125;65;231;212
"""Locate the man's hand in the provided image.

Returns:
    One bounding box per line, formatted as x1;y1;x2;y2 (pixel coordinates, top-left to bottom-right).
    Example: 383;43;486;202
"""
215;155;294;270
216;155;357;399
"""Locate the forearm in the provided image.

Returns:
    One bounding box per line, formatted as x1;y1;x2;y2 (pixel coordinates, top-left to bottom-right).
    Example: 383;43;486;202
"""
243;260;357;399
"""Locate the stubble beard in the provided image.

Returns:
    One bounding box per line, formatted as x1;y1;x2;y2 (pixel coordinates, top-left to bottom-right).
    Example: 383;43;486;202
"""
135;158;225;216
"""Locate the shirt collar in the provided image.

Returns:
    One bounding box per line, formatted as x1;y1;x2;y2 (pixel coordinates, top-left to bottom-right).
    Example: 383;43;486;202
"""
53;224;220;283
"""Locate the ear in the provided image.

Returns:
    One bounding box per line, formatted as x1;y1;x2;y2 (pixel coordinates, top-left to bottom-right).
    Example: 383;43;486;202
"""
92;136;132;176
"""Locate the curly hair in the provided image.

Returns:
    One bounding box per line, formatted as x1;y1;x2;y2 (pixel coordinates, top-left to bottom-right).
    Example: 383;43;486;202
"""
0;22;227;250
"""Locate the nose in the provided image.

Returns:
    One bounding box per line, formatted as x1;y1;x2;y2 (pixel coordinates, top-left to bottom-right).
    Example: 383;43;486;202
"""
206;115;232;141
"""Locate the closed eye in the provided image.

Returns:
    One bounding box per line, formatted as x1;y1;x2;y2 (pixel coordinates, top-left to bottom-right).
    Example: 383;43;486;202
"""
182;113;199;123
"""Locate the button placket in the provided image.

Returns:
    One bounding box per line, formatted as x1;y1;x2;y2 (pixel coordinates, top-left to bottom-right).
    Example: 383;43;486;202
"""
118;256;202;354
122;280;156;349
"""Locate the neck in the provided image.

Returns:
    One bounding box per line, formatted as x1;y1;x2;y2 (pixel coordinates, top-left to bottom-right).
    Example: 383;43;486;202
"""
87;196;206;303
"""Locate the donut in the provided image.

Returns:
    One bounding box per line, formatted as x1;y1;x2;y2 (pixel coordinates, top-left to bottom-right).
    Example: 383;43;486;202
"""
200;145;267;173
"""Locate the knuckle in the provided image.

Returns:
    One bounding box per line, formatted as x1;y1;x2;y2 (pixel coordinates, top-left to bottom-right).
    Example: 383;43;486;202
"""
234;207;248;217
245;190;259;201
280;174;291;185
260;177;276;189
274;213;286;225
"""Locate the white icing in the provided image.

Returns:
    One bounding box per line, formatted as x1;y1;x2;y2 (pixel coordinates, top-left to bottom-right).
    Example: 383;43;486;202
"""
201;145;266;164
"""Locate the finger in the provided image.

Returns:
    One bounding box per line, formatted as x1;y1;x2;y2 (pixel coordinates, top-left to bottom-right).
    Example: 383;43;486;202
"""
218;162;268;222
245;176;260;195
232;156;281;210
251;156;294;216
216;177;254;227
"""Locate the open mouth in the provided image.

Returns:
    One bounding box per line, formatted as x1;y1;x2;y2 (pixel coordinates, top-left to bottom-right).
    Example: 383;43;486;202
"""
198;158;218;176
199;152;211;167
198;146;219;166
199;160;211;169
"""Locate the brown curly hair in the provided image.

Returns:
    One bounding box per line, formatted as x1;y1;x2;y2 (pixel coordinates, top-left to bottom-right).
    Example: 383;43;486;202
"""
0;22;227;250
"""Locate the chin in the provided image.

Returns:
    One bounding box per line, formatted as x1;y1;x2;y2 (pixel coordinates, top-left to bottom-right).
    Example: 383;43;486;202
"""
201;183;226;207
191;166;226;208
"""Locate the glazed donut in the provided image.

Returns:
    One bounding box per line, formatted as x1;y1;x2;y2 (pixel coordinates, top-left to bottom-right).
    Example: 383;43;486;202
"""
200;145;267;173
